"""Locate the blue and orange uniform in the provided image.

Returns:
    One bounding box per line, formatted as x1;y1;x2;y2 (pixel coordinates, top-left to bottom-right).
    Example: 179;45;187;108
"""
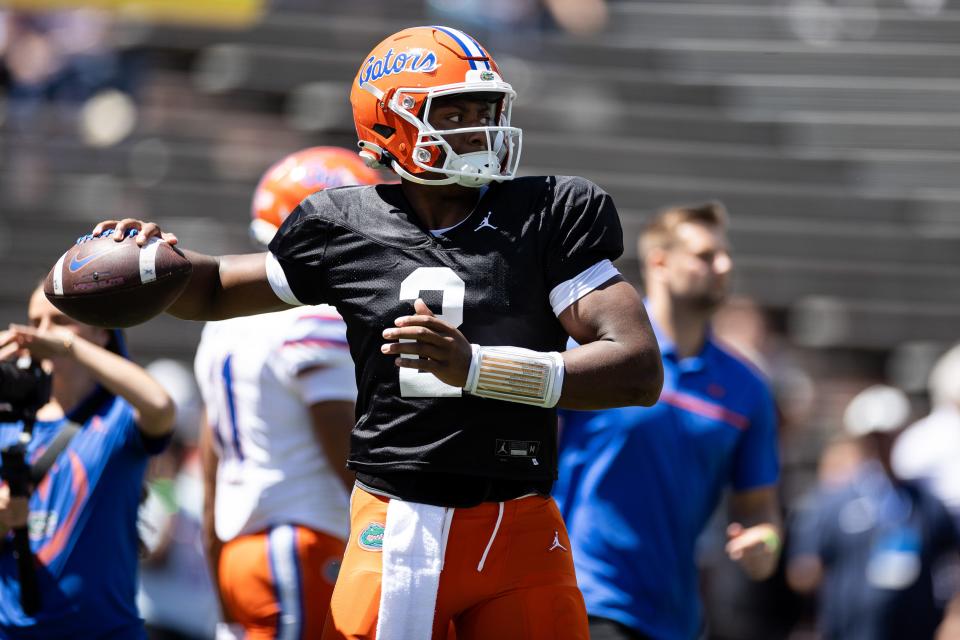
0;390;168;639
554;316;779;640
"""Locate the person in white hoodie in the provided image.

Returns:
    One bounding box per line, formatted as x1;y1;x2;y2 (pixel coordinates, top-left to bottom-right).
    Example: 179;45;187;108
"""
893;343;960;530
892;343;960;633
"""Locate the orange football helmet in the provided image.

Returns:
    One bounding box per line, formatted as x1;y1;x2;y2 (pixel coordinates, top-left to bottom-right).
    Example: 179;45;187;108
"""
350;25;522;188
250;146;381;245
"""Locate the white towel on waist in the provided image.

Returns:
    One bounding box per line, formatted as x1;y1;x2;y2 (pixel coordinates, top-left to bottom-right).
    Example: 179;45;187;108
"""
376;499;452;640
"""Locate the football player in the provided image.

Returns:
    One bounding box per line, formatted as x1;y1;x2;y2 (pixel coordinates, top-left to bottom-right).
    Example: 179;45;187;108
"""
195;147;381;640
89;26;663;640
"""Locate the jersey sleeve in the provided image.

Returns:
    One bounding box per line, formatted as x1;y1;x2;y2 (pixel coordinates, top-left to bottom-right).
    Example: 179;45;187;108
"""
267;196;335;306
116;400;170;456
731;379;780;491
543;176;624;292
272;311;353;375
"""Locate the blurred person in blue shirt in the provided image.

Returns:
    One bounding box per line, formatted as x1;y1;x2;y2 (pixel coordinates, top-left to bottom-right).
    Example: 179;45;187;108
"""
0;285;174;639
554;202;781;640
787;384;960;640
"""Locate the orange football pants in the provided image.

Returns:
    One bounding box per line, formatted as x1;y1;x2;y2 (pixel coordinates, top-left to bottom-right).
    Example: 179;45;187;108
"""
219;524;345;640
322;487;590;640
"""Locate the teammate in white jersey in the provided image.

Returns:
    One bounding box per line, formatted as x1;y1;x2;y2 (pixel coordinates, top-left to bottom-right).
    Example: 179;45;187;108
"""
195;147;382;640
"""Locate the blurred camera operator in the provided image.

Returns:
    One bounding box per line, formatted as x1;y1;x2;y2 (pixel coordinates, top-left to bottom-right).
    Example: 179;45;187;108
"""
0;284;174;639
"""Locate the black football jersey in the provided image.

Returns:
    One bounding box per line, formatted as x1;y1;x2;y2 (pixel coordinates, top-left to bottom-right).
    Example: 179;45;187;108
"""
268;175;622;506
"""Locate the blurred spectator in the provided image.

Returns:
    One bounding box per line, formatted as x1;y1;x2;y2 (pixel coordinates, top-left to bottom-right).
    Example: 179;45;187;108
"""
555;202;781;640
0;8;140;139
787;384;960;640
0;285;174;638
892;342;960;622
138;360;217;640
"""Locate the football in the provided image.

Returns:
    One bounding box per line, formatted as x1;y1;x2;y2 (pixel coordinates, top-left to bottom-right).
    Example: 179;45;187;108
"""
43;231;192;328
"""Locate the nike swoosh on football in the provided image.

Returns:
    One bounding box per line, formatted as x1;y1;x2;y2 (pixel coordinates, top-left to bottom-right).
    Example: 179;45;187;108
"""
68;246;120;273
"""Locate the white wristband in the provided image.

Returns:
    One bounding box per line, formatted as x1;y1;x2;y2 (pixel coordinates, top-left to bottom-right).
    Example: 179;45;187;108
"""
464;345;565;407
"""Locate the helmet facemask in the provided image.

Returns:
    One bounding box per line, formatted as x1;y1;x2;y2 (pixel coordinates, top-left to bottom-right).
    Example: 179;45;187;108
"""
371;74;523;188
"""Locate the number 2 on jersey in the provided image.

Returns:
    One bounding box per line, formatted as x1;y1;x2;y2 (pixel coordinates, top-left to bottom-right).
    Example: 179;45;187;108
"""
398;267;465;397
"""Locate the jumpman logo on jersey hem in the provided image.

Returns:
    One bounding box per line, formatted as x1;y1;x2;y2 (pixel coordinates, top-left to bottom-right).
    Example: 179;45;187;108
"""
474;212;497;232
548;530;567;552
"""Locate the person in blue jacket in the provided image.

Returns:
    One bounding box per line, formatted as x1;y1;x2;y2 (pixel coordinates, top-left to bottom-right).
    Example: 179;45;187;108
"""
0;284;174;639
554;202;782;640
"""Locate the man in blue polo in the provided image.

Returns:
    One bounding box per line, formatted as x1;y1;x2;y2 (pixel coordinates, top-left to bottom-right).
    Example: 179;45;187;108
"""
554;202;781;640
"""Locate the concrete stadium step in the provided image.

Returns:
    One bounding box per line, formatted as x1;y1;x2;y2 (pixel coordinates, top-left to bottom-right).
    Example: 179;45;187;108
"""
564;167;960;225
521;99;960;152
548;39;960;79
606;4;960;44
735;257;958;306
612;0;960;9
724;76;960;114
780;111;960;151
603;255;960;349
736;268;960;348
525;100;960;153
517;102;780;143
623;216;960;272
523;134;960;189
729;224;960;271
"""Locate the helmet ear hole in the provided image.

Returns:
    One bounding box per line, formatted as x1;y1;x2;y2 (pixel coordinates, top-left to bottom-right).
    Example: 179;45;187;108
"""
373;123;395;138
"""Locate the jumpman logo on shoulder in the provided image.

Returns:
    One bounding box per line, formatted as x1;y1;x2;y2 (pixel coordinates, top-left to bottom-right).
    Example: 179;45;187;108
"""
548;530;567;552
474;211;498;232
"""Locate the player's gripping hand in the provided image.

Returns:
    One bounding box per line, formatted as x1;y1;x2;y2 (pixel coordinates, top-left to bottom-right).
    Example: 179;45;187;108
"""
381;298;473;388
725;522;780;580
92;218;179;247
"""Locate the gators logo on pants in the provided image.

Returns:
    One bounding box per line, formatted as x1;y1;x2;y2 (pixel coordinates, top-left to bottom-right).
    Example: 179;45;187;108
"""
358;522;385;551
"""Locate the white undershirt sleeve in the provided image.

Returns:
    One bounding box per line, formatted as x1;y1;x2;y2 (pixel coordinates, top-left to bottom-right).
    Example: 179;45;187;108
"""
548;259;621;317
265;252;303;306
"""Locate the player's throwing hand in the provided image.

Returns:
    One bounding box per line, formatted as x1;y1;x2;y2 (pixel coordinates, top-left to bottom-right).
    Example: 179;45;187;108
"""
381;298;473;388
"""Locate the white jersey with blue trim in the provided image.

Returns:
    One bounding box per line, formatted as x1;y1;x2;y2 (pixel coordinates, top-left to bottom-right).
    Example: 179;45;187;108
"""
194;305;356;541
